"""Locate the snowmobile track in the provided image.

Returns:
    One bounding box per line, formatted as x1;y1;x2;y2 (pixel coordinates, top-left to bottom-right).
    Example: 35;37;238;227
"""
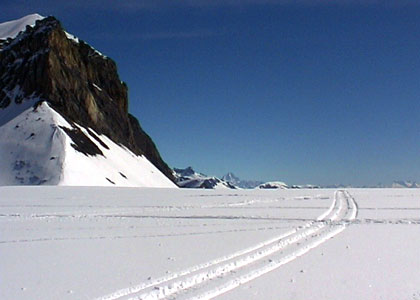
96;190;358;300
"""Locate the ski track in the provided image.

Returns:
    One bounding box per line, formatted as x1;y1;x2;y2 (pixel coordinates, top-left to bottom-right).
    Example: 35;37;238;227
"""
96;190;358;300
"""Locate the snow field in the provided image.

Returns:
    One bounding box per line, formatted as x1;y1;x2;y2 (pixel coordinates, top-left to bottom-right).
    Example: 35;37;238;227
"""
106;191;356;300
218;189;420;300
1;188;419;299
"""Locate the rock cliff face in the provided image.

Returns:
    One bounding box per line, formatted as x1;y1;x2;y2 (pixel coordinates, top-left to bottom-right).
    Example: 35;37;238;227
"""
0;16;174;182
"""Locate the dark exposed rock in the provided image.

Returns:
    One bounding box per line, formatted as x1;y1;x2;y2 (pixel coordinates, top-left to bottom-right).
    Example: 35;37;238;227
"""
106;177;116;185
173;167;196;177
60;126;104;157
128;114;175;182
0;16;175;182
86;127;109;150
0;97;10;109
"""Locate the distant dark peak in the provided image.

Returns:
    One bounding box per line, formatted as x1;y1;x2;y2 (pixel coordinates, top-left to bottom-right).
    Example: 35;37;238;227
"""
222;172;239;181
174;167;196;177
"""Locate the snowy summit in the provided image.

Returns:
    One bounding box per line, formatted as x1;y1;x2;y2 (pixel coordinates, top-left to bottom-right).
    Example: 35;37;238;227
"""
0;13;44;40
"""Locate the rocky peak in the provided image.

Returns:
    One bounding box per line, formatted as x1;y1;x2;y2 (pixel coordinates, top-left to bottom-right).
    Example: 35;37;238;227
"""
221;172;239;183
0;16;174;182
173;166;196;177
221;172;263;189
173;167;237;189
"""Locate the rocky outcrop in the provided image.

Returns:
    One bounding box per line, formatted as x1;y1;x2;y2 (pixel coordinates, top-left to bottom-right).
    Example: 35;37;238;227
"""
0;16;174;182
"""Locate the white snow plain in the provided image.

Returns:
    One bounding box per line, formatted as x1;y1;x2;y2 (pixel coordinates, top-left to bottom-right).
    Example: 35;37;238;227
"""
1;187;419;299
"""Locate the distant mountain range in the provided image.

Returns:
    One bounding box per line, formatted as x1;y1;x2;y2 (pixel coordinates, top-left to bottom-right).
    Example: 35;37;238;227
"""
174;168;420;190
391;181;420;188
256;181;289;189
174;169;317;190
321;182;420;189
221;173;321;189
221;172;263;189
173;167;236;189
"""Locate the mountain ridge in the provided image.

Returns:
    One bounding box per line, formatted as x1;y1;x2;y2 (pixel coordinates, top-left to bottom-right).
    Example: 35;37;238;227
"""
221;172;263;189
174;167;236;189
0;14;175;186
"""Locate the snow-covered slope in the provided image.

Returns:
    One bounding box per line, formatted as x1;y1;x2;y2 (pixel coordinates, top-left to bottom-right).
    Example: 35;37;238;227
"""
0;13;44;40
0;102;176;187
174;167;236;189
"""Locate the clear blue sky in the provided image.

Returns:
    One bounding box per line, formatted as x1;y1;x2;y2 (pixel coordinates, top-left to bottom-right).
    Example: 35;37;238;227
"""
3;1;420;186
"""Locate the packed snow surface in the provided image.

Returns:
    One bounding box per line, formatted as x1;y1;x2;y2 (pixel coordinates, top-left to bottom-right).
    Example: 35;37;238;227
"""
1;187;419;299
0;13;44;40
0;102;176;187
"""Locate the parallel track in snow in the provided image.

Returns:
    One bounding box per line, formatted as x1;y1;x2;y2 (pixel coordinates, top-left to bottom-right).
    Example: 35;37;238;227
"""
96;190;358;300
